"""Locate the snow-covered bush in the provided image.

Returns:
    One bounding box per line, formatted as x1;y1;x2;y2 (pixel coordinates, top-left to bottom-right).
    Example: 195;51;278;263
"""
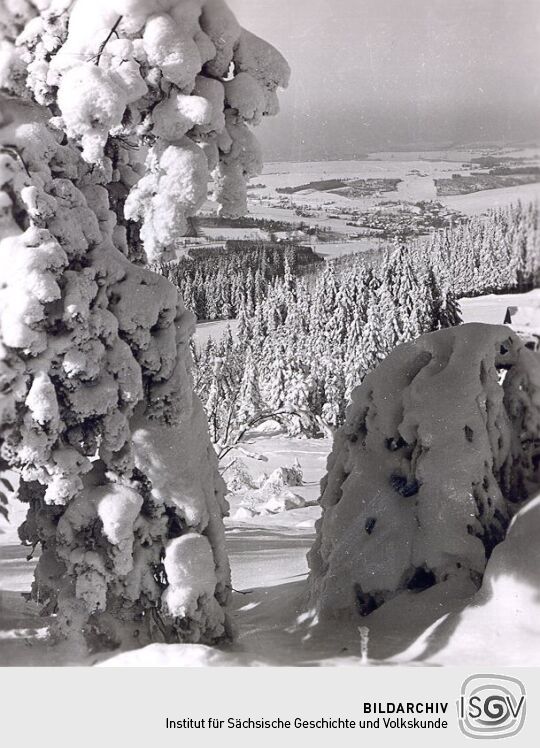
0;0;288;649
229;462;308;518
224;458;257;493
261;490;306;514
308;324;540;621
261;465;303;491
231;487;307;519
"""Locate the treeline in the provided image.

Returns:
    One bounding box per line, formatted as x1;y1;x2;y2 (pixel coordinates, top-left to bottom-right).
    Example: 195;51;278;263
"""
332;201;540;297
162;202;540;323
157;243;322;321
412;201;540;297
198;214;313;233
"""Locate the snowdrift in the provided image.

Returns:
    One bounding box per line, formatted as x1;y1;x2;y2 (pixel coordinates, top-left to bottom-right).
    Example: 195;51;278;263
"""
394;493;540;665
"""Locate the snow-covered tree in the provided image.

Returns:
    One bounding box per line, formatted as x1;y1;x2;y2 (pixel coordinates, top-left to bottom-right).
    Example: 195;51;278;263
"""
308;324;540;621
236;346;263;427
0;0;288;649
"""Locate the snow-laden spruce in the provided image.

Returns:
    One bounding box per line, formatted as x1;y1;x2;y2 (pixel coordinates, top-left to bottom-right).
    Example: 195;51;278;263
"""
308;323;540;620
0;0;288;649
189;250;462;450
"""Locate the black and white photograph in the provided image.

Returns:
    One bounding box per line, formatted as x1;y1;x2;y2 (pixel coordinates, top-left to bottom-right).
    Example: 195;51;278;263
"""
1;0;540;670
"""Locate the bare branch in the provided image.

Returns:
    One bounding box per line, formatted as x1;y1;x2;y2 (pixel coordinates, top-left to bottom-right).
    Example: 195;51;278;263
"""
217;410;302;462
226;584;253;596
93;16;123;66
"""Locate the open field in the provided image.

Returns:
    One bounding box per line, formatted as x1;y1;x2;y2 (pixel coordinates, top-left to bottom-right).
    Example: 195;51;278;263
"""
195;148;540;250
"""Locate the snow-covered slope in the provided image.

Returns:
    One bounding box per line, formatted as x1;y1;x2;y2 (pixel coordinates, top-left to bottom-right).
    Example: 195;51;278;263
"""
391;494;540;666
3;434;540;666
94;490;540;666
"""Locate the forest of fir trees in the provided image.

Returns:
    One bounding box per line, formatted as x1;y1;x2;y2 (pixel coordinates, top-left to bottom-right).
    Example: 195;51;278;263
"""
156;242;322;321
161;201;540;325
193;247;461;451
187;200;540;453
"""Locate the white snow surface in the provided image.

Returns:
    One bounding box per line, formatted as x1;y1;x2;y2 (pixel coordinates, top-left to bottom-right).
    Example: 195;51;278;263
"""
3;426;540;666
461;289;540;335
240;151;540;245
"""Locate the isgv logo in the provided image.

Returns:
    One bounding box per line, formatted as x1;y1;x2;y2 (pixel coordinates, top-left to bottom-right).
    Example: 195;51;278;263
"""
458;674;526;739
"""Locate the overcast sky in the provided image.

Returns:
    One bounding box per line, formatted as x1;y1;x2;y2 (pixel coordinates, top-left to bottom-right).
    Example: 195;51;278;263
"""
228;0;540;161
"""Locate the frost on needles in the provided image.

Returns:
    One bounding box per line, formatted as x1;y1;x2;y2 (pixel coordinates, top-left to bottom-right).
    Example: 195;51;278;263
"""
0;0;289;650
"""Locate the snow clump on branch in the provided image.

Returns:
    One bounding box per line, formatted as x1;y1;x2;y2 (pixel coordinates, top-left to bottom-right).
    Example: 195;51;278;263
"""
0;0;288;650
308;324;540;622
